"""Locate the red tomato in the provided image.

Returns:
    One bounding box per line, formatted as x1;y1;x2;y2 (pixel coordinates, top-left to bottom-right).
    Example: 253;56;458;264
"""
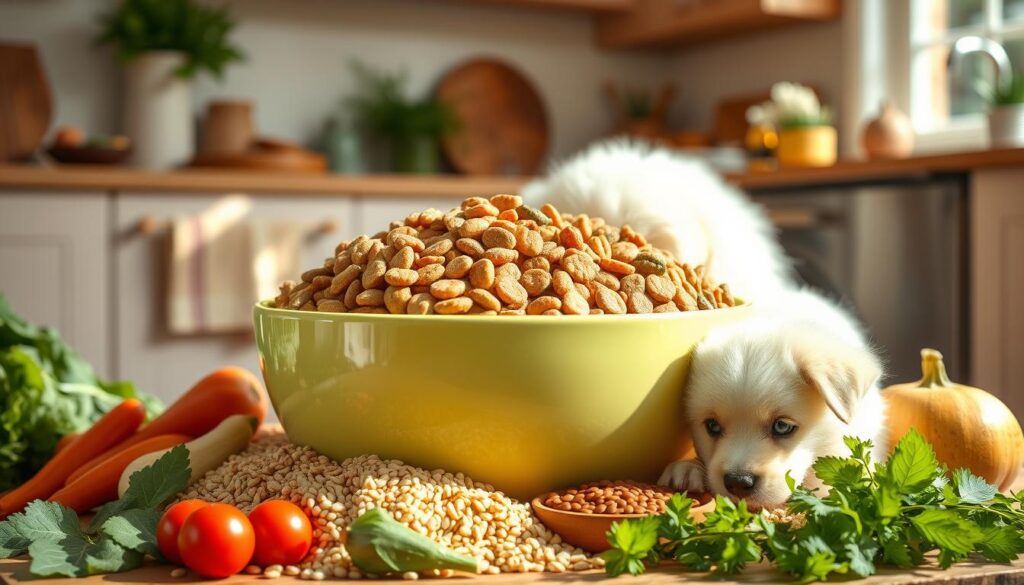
178;503;255;578
248;500;313;566
157;500;209;565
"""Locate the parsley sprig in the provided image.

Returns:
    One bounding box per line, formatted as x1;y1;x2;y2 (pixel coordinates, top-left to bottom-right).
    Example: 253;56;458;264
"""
602;430;1024;581
0;445;191;578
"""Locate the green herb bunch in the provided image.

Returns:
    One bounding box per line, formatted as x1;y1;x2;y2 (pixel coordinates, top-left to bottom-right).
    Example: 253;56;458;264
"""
0;446;191;578
602;429;1024;582
96;0;244;79
346;62;458;141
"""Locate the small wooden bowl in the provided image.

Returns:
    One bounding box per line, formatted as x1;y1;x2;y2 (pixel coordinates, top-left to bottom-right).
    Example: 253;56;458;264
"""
48;145;132;165
531;495;716;553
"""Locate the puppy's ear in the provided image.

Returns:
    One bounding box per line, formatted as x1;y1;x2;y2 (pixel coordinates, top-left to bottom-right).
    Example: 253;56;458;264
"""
798;346;882;424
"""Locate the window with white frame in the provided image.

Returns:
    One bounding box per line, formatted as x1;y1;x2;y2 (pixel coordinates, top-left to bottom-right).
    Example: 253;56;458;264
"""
907;0;1024;135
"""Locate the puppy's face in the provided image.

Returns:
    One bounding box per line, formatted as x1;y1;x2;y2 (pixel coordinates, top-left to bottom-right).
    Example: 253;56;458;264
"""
686;320;880;509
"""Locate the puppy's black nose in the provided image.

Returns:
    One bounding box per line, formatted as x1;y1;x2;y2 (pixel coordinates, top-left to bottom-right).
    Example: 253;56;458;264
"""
723;471;758;498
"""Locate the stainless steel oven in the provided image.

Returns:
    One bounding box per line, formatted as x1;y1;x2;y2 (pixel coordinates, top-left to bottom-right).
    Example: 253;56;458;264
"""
748;175;969;384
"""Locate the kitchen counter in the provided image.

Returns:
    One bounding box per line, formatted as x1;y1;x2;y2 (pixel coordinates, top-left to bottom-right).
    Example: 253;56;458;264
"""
726;147;1024;190
0;165;529;198
4;148;1024;196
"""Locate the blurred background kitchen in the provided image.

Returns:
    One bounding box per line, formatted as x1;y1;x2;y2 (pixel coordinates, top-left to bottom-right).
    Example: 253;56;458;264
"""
1;0;1022;415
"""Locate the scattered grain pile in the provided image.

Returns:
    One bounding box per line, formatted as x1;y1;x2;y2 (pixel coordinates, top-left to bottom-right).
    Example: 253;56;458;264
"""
275;195;736;315
179;430;604;579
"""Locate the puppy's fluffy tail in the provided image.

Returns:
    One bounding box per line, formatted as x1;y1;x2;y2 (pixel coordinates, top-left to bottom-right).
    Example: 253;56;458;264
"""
522;139;795;301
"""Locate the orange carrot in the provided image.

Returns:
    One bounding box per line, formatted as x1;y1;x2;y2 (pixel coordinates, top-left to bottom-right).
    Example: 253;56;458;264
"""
49;433;190;513
54;432;80;455
114;367;266;453
0;399;146;518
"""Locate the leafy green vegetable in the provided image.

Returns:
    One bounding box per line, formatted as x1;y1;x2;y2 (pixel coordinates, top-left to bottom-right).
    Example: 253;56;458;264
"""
602;429;1024;581
0;293;161;492
0;445;190;577
346;508;479;575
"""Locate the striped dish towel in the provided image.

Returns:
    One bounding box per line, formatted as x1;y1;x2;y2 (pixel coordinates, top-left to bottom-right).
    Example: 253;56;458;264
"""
168;195;304;334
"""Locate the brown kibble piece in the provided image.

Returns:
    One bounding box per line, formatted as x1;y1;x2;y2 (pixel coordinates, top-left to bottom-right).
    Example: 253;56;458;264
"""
407;292;435;315
594;284;627;314
430;279;467;300
561;253;599;283
482;227;516;250
469;259;495;290
520;269;552;297
483;248;518;266
467;288;501;312
490;194;522;211
385;268;419;287
445;255;474;279
645;274;676;304
384;286;412;314
561;289;589;315
434;297;474;314
456;238;486;258
495;276;528;308
355;288;385;307
526;296;561;315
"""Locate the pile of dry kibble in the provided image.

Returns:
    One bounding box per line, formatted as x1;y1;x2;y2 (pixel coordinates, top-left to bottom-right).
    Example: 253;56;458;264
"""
178;430;604;580
275;195;735;315
542;480;676;515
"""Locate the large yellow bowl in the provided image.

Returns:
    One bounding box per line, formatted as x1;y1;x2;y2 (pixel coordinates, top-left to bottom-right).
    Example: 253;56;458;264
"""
253;301;750;500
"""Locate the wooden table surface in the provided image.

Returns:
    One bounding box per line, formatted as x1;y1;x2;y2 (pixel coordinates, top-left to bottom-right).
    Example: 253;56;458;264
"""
4;555;1024;584
4;474;1023;584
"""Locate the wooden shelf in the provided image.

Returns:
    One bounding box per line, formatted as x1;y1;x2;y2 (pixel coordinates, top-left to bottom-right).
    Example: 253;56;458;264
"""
596;0;841;49
464;0;638;12
0;165;532;198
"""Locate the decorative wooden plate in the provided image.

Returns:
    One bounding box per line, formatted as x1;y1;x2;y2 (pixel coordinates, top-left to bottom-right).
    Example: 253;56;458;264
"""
435;58;549;176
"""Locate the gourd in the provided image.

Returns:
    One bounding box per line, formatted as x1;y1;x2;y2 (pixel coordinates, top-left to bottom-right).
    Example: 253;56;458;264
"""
884;348;1024;490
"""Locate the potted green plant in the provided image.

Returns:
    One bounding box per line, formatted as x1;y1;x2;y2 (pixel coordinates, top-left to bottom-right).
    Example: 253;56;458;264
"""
984;73;1024;147
749;82;836;168
96;0;244;169
346;63;458;174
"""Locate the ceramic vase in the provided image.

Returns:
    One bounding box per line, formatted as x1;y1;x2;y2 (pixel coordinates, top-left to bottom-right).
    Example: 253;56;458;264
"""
862;100;914;160
123;51;194;169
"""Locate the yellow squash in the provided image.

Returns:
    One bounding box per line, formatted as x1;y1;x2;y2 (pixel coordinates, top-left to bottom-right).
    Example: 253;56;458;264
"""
885;348;1024;490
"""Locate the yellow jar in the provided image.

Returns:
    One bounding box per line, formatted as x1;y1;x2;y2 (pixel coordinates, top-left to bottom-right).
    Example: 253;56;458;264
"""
776;126;838;168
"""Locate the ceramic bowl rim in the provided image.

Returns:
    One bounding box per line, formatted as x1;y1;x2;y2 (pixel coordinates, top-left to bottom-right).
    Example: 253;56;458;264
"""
254;299;749;325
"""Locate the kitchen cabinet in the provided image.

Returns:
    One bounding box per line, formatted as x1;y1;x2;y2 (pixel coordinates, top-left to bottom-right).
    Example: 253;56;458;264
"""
113;193;359;405
971;170;1024;416
0;191;111;375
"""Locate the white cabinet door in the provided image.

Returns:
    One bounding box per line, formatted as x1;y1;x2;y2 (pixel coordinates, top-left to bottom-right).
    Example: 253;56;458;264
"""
972;170;1024;418
0;191;110;375
114;193;358;406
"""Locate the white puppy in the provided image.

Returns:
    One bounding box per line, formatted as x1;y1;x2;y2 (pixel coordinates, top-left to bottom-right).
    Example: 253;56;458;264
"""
524;141;886;508
659;290;887;509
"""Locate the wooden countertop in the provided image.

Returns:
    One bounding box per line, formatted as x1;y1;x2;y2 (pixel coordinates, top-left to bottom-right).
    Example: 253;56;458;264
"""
3;549;1024;584
726;147;1024;190
3;147;1024;197
0;165;530;198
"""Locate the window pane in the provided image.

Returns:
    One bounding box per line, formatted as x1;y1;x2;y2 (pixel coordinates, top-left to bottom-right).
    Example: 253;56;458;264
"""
914;0;985;43
1005;37;1024;72
912;44;992;130
1005;0;1024;22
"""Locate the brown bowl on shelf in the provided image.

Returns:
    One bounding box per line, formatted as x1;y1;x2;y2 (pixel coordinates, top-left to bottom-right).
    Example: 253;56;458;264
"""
531;494;716;553
47;145;132;165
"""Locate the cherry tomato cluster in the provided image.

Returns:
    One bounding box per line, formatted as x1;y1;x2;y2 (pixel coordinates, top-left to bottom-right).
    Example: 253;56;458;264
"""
157;499;313;578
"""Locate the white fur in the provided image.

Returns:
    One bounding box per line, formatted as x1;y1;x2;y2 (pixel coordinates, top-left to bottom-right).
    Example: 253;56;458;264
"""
524;141;887;508
521;140;793;302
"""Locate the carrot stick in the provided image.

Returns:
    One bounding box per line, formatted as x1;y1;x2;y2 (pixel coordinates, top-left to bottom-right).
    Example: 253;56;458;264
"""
53;432;80;455
0;399;146;518
49;433;190;513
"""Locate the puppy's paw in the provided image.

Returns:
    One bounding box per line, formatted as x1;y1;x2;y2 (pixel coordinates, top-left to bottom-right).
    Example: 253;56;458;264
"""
658;459;707;495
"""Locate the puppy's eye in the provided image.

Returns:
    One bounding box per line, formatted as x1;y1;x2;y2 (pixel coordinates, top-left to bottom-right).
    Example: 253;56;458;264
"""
771;418;797;437
704;418;722;437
